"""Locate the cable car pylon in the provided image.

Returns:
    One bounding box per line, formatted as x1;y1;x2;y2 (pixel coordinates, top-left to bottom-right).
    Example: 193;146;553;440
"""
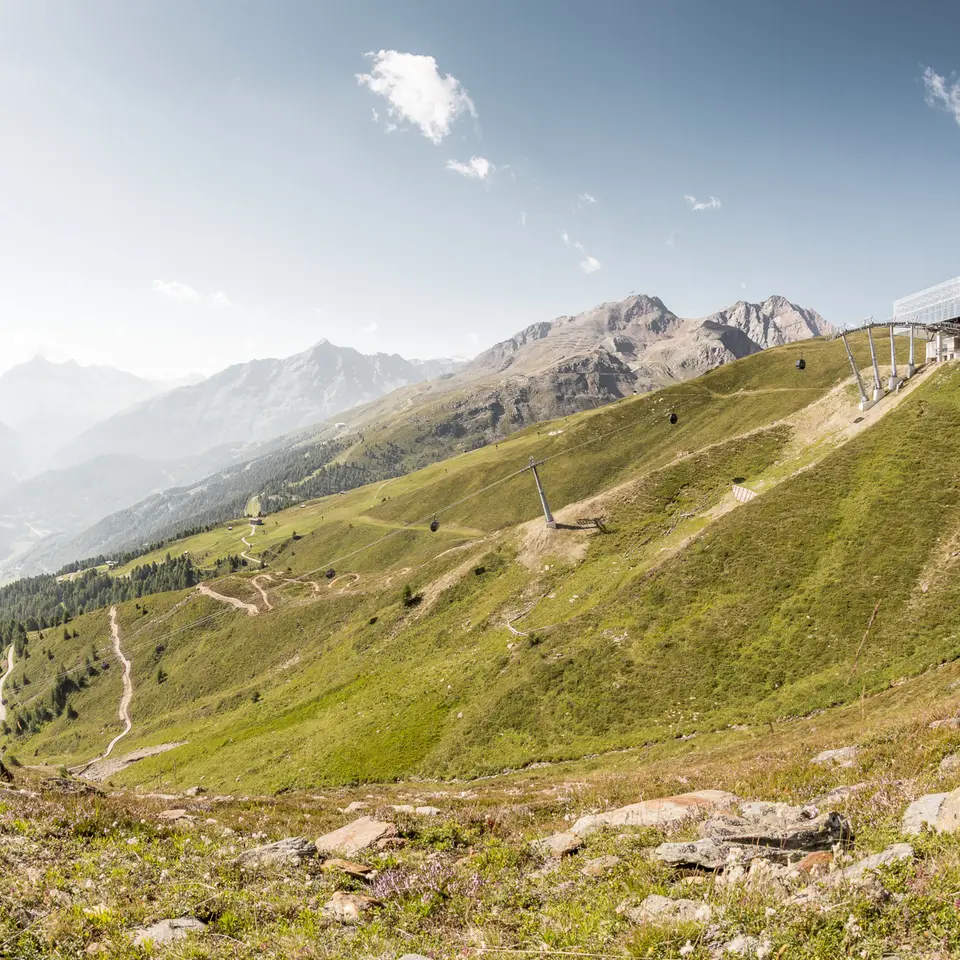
841;331;874;412
526;456;557;529
866;324;883;402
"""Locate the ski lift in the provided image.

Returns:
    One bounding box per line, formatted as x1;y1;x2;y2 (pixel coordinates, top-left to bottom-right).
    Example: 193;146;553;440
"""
669;412;678;425
325;568;336;580
796;358;806;370
429;518;440;533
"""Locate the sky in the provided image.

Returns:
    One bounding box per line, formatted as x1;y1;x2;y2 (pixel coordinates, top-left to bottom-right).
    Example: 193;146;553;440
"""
3;0;960;379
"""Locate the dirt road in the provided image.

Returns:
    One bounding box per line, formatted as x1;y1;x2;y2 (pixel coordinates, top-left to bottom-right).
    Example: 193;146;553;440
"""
0;643;15;723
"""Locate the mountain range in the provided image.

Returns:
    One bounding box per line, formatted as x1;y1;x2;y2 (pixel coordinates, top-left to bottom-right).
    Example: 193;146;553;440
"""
0;292;830;579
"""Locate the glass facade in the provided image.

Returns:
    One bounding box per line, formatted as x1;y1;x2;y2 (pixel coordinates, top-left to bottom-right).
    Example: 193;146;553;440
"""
893;277;960;326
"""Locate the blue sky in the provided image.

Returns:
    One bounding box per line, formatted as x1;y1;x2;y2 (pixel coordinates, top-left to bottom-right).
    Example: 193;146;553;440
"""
2;0;960;378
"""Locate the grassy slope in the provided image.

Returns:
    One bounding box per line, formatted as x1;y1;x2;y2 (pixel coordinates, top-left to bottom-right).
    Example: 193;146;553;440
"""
5;333;943;792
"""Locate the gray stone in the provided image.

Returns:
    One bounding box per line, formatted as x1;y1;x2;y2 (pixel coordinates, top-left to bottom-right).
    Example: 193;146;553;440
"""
571;790;738;837
323;891;380;924
132;917;206;946
184;785;205;797
828;843;913;885
391;804;441;816
902;793;948;835
621;893;712;925
236;836;317;868
813;784;867;806
702;803;851;852
941;754;960;775
581;854;621;877
811;746;859;768
929;718;960;730
316;816;396;857
531;831;583;858
654;837;754;870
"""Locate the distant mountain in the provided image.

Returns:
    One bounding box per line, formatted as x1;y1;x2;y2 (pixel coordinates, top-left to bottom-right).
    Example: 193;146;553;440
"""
467;294;833;388
0;357;181;474
62;341;467;462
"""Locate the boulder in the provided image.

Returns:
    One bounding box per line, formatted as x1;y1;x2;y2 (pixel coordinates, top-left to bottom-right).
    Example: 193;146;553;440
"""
571;790;737;837
391;804;441;816
655;837;754;870
581;855;621;877
531;831;583;858
811;746;858;768
702;802;851;852
236;836;316;869
902;793;949;835
621;894;712;925
929;718;960;730
344;800;369;813
827;843;913;886
321;858;375;879
323;891;381;924
184;786;205;797
132;917;206;946
316;816;396;857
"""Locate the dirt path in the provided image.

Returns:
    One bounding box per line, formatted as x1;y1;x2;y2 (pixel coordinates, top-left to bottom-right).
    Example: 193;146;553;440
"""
100;607;133;760
0;644;15;723
251;575;274;611
197;582;260;616
240;524;263;567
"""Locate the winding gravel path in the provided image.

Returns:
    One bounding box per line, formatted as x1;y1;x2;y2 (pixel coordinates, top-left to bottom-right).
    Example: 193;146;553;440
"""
0;643;15;723
101;606;133;759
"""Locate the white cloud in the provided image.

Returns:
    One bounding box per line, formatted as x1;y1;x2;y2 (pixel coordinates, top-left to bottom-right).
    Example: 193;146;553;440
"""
580;255;601;274
559;231;600;273
153;279;202;303
665;231;677;248
153;280;231;307
923;66;960;126
560;230;571;247
577;192;597;208
357;50;476;144
740;282;747;290
684;194;721;212
446;156;493;180
361;321;379;335
371;107;379;122
519;211;526;227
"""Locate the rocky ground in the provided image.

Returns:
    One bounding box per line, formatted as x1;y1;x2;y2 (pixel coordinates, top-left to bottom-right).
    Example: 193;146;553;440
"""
7;722;960;959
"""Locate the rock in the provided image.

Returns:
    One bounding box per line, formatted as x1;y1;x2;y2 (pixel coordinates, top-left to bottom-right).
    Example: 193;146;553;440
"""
571;790;738;837
132;917;206;946
581;855;621;877
813;784;866;806
316;816;396;857
940;754;960;775
811;746;859;768
390;804;441;816
157;809;192;822
236;836;316;868
323;891;381;924
702;803;852;852
621;894;712;925
902;793;948;835
827;843;913;886
321;858;375;879
376;836;407;851
655;837;753;870
399;955;431;960
344;800;369;813
184;785;205;797
929;718;960;730
531;831;583;858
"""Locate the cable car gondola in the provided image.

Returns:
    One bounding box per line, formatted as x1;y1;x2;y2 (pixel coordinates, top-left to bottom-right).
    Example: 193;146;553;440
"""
796;358;806;370
325;568;336;580
669;412;678;425
429;519;440;533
